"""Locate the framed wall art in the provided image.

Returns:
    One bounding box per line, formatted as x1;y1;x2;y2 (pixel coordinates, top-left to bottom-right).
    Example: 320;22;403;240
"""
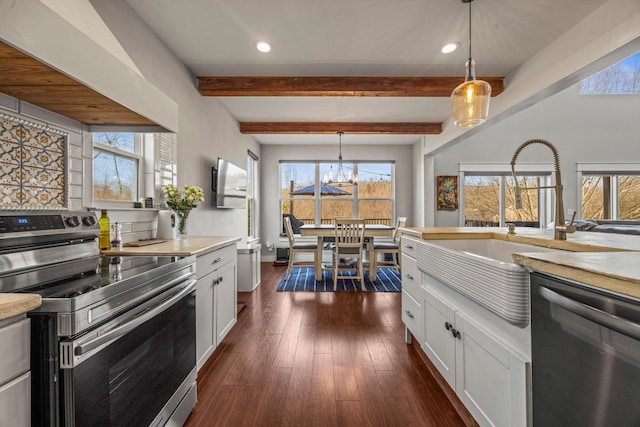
436;175;458;210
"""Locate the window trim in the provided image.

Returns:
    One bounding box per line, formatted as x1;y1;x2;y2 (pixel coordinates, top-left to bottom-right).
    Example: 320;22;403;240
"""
459;162;554;227
247;151;259;239
279;160;395;232
92;132;144;207
577;163;640;220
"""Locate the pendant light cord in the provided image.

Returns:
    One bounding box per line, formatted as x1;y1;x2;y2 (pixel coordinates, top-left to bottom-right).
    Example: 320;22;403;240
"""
468;0;472;62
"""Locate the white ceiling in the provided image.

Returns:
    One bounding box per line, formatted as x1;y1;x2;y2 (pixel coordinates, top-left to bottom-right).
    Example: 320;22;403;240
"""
126;0;606;146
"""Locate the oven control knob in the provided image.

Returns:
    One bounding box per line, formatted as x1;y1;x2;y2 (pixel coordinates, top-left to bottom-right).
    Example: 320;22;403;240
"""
82;216;97;226
66;216;80;227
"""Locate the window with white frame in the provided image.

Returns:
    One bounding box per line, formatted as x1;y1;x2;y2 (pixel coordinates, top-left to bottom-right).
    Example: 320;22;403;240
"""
460;163;553;228
93;132;141;202
280;161;394;232
92;132;177;206
579;164;640;220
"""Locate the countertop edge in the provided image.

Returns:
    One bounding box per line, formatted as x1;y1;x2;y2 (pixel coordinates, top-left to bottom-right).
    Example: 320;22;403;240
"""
513;254;640;299
0;294;42;320
400;227;639;252
101;236;242;256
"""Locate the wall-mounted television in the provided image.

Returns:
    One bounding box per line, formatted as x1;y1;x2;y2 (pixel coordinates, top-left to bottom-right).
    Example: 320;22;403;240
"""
212;158;247;209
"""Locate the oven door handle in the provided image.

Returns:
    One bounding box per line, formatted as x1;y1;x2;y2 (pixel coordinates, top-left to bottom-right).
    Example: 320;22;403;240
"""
538;285;640;340
74;278;197;356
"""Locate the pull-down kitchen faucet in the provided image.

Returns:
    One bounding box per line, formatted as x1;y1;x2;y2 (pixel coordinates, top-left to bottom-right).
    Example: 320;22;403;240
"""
510;139;575;240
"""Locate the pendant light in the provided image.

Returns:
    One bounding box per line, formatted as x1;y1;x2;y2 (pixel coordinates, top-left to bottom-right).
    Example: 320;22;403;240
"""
451;0;491;128
323;132;357;187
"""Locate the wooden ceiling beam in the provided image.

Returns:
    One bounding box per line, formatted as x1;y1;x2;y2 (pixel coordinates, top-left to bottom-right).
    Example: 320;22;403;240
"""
199;76;504;97
239;122;442;135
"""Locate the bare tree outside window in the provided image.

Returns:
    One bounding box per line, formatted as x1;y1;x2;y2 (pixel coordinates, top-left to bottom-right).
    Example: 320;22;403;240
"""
93;133;138;201
581;52;640;94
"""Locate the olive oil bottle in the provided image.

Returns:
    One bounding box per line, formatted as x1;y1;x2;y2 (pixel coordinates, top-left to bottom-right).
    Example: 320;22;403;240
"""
99;210;110;250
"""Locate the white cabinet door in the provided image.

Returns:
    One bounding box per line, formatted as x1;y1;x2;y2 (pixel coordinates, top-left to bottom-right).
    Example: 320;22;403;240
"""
215;259;237;346
196;271;216;370
455;312;529;427
423;287;457;388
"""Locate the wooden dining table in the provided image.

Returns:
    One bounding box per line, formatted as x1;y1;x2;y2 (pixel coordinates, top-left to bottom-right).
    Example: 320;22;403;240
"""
300;224;394;280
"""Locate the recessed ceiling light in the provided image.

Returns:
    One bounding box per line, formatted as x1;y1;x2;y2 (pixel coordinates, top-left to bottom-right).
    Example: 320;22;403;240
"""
255;41;271;53
441;42;460;54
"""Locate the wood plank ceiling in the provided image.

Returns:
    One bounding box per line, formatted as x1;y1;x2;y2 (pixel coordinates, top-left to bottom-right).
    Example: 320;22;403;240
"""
198;75;505;135
0;41;156;127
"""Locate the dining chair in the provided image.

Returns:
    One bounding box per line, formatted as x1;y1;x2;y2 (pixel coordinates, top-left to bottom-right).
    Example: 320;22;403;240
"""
284;215;318;281
370;217;407;275
332;218;366;291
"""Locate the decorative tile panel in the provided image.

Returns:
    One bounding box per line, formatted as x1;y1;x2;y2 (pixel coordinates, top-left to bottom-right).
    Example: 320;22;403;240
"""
0;113;67;209
22;186;65;208
22;166;65;189
0;141;22;164
0;120;21;144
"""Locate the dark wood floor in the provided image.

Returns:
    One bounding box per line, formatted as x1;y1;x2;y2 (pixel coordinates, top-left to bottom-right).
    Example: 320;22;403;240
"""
184;263;467;427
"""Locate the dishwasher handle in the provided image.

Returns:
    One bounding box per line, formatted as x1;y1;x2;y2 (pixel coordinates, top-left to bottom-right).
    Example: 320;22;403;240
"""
538;285;640;341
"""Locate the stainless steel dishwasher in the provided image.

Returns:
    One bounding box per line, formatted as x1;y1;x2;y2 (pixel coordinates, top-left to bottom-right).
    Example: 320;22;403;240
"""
530;272;640;427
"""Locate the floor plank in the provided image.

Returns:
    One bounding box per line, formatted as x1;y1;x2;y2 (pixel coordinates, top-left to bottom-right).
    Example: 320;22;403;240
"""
185;263;469;427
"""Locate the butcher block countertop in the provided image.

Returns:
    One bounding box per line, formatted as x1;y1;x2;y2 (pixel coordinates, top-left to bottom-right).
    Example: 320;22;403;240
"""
399;226;640;252
400;226;640;299
101;236;241;257
0;294;41;320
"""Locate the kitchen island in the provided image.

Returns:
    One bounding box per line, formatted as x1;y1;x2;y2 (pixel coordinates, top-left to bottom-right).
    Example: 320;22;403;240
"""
398;226;640;427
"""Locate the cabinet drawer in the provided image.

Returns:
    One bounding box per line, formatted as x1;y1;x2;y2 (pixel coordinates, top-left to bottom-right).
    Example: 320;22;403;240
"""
401;236;418;259
0;318;29;385
0;372;30;427
401;254;421;300
196;244;236;279
402;289;424;345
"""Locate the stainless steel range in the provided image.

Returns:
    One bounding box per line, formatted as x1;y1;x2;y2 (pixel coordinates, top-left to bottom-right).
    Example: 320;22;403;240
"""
0;211;197;427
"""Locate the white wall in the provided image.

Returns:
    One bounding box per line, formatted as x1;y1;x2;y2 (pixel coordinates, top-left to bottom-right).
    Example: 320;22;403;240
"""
429;82;640;227
91;0;260;241
260;143;414;260
412;140;425;228
0;0;259;243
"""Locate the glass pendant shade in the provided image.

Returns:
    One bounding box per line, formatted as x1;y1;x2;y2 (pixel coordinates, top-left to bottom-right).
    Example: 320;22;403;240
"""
451;0;491;128
451;78;491;127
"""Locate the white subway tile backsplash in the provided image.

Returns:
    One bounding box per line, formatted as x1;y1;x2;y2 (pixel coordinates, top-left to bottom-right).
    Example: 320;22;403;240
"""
69;171;83;186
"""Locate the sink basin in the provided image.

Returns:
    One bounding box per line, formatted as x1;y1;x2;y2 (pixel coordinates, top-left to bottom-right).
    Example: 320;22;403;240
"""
428;238;560;263
416;238;563;327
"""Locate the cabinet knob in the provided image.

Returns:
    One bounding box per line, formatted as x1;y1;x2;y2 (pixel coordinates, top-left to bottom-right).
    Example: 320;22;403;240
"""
445;321;452;330
403;244;414;249
404;273;414;280
404;310;414;319
451;329;461;339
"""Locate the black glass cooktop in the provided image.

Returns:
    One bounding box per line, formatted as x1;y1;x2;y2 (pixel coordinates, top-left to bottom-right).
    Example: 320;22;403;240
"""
21;255;179;299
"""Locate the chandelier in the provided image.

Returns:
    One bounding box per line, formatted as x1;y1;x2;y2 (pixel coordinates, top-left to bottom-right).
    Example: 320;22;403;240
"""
451;0;491;128
323;132;357;187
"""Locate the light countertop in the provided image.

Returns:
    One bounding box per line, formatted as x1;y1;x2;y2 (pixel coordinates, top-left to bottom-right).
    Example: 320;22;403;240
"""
0;294;41;320
401;226;640;298
400;226;640;252
1;236;241;319
101;235;242;257
513;252;640;299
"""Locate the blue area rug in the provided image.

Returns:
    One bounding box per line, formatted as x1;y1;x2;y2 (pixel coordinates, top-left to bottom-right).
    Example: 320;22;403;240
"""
277;267;401;292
